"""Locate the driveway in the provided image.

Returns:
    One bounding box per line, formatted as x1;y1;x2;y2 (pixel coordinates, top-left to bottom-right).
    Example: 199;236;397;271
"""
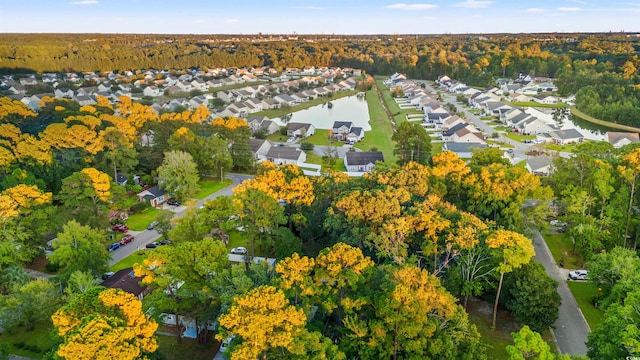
532;230;589;356
108;173;253;266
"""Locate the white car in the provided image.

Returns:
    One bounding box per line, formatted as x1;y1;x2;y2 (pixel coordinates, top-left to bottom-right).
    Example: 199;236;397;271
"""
568;269;588;280
219;335;236;353
230;247;247;255
286;137;295;143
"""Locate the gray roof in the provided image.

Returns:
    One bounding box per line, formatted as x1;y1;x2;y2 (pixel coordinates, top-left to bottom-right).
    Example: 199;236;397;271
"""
550;129;583;140
333;121;352;129
248;138;269;153
286;122;312;131
266;147;304;160
442;123;469;137
138;185;165;199
344;151;384;166
527;155;553;172
444;142;487;153
350;127;363;136
606;131;640;144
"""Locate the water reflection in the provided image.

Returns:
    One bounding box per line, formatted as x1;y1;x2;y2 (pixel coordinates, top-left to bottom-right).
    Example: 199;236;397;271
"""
281;96;371;130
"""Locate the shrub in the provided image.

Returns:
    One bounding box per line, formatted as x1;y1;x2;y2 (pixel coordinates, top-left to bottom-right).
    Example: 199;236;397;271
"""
129;201;150;214
300;142;314;151
14;341;26;349
45;262;60;273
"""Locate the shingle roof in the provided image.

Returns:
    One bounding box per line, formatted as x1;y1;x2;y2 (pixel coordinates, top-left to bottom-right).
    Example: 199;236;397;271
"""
344;151;384;166
550;129;583;140
333;121;352;129
266;147;304;161
100;268;148;297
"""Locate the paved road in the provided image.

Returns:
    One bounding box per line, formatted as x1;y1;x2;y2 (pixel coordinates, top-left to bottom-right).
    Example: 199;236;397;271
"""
532;230;589;356
108;173;253;266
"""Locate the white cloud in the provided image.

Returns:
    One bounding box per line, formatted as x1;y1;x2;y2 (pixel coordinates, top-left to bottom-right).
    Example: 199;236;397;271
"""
69;0;98;4
385;3;438;10
291;6;324;10
526;8;546;13
224;19;240;23
455;0;494;8
557;7;581;11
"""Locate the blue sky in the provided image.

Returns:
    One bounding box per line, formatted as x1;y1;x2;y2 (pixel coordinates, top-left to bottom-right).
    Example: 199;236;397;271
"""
1;0;638;34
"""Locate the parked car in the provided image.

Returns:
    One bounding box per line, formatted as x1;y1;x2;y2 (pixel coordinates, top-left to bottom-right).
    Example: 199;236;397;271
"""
119;235;134;245
145;242;160;249
230;246;247;255
568;269;588;280
147;221;158;230
102;271;115;280
111;224;129;233
159;239;173;245
108;242;121;252
219;335;236;354
550;220;566;226
167;199;181;206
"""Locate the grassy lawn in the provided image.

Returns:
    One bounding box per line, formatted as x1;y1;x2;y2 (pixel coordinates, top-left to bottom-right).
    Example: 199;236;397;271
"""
509;101;568;109
253;90;357;118
0;321;55;358
127;208;171;231
503;132;536;142
431;142;443;155
567;281;605;330
304;150;346;171
466;298;558;359
355;86;397;163
193;178;232;199
304;131;331;146
109;250;149;272
156;334;216;360
543;232;584;269
267;132;288;143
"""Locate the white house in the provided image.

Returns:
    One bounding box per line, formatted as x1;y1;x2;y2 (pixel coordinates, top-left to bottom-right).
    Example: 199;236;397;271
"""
526;155;554;176
606;132;640;149
265;147;306;165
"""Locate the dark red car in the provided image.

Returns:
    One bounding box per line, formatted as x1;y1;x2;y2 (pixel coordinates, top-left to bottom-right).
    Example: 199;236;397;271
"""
119;235;134;245
111;224;129;233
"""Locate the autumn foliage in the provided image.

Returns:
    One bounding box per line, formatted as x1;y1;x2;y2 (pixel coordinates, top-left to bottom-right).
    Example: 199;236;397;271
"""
52;288;158;360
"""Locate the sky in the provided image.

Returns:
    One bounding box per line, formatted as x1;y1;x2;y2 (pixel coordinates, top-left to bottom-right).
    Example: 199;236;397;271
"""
0;0;639;34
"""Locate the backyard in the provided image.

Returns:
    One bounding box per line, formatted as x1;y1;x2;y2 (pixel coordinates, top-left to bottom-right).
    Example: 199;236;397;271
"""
544;232;584;269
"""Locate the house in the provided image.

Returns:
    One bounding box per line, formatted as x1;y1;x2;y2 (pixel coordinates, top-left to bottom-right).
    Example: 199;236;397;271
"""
247;115;269;132
274;94;297;107
531;94;558;105
451;126;486;144
526;155;554;176
484;101;513;117
441;142;487;159
262;98;281;110
259;120;280;135
265;147;306;165
143;86;164;97
248;139;272;161
100;268;150;301
606;132;640;149
507;93;531;103
137;185;168;207
516;117;551;134
286;123;315;138
345;127;364;144
332;121;353;141
344;151;384;173
549;129;584;145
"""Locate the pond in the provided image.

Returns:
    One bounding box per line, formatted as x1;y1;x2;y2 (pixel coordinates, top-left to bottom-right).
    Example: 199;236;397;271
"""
282;95;371;130
564;115;619;141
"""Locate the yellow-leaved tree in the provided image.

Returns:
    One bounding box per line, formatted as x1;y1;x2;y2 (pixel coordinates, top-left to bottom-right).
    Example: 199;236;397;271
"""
217;285;307;360
51;287;158;360
0;184;51;222
81;167;111;202
486;229;535;329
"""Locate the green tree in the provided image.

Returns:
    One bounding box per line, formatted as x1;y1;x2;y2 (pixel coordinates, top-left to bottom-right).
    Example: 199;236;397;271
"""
392;121;432;166
506;325;568;360
154;211;174;240
587;289;640;360
47;220;110;280
57;169;111;229
157;150;199;201
234;188;286;260
0;279;62;331
65;270;100;299
0;265;29;295
587;246;640;308
502;261;561;332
